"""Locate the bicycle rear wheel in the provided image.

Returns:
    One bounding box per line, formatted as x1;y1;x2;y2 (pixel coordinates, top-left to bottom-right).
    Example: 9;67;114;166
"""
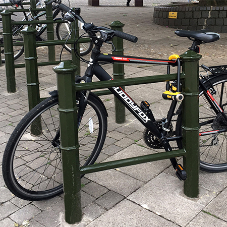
2;93;107;200
176;74;227;172
56;21;93;56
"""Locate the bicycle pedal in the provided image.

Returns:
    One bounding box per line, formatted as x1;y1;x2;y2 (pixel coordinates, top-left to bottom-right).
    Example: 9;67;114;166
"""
140;100;150;111
175;164;187;181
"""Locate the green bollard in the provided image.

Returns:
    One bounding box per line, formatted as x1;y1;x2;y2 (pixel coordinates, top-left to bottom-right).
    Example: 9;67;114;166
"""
53;60;82;224
22;26;41;135
180;50;202;198
1;10;16;92
110;21;125;123
45;0;55;62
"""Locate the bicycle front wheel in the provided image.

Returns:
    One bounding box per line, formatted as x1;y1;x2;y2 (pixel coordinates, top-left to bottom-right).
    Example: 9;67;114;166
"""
2;93;107;200
56;21;93;56
176;74;227;172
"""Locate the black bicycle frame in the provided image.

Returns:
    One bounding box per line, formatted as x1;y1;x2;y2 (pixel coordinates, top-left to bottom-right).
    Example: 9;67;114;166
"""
88;54;178;143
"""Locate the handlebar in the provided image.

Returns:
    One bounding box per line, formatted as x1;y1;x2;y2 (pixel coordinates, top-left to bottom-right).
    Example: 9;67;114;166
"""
114;30;138;43
58;3;138;43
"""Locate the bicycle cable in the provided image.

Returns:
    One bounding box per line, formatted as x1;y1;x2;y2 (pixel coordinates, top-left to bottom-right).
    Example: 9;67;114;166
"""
73;32;90;64
59;28;73;62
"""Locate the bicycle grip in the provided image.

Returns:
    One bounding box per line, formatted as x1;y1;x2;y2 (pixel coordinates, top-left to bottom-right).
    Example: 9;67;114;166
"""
58;3;71;13
114;30;138;43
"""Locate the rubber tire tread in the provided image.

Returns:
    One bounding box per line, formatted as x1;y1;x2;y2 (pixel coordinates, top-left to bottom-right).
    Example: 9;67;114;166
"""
2;94;107;200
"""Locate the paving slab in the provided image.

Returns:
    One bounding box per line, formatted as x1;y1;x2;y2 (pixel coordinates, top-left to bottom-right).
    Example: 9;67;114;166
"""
128;173;208;227
204;187;227;222
9;204;41;224
86;199;179;227
95;190;124;210
87;169;143;197
105;144;171;182
187;211;227;227
1;0;227;226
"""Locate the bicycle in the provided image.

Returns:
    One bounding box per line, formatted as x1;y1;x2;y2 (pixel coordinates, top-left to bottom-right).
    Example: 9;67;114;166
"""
0;0;93;63
2;3;224;201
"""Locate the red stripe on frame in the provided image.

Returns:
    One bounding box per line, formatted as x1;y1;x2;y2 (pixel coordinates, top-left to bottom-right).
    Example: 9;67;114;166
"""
111;57;176;64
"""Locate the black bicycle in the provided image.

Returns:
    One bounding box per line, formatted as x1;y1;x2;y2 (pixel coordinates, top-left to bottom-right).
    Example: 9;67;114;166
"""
2;3;225;201
0;0;93;63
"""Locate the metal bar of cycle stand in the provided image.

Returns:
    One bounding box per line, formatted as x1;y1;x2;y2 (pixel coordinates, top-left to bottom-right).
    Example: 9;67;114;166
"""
80;149;186;174
75;73;182;91
22;26;42;135
45;0;55;62
181;50;201;198
71;18;80;76
1;10;16;93
54;60;82;224
110;21;125;123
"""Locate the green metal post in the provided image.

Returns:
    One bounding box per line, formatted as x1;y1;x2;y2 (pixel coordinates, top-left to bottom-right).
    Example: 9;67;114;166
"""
181;50;202;198
0;46;2;67
30;0;37;19
22;26;41;135
1;10;16;92
71;19;80;76
110;21;125;123
53;60;82;224
45;0;55;61
22;26;40;110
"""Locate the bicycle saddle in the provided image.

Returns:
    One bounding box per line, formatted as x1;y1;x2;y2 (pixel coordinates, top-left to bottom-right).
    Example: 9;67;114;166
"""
175;30;220;43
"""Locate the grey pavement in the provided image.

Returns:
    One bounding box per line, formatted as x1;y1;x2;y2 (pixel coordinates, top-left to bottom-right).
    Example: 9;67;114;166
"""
1;1;227;227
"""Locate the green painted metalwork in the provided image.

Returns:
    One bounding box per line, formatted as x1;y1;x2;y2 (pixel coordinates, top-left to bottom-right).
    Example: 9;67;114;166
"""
22;26;40;110
81;149;185;174
0;47;2;67
45;0;55;61
30;0;37;28
53;60;82;224
22;26;41;135
181;50;202;198
110;21;125;123
1;10;16;93
71;18;80;76
75;73;181;91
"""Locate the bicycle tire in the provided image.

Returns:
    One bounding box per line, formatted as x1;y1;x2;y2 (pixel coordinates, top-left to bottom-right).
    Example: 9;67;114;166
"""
56;21;93;56
0;22;24;63
2;93;107;201
176;74;227;172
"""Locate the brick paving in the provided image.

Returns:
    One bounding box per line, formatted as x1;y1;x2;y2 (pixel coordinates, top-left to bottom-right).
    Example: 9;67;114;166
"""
0;0;227;226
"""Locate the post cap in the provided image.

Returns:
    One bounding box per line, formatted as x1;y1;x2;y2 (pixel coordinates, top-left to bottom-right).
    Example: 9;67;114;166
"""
180;50;202;61
53;60;77;73
109;21;125;28
21;26;37;34
1;10;13;15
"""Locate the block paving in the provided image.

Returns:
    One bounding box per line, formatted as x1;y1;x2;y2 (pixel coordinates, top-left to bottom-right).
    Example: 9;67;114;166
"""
0;0;227;226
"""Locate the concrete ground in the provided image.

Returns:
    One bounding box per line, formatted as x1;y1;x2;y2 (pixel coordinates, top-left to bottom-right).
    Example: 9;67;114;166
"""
0;1;227;226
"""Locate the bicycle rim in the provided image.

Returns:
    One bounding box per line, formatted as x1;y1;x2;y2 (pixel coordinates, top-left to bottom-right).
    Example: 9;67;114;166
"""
2;94;107;200
56;21;93;56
